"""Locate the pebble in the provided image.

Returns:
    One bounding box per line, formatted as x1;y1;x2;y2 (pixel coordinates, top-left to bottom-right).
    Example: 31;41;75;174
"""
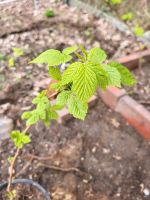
102;148;110;154
143;188;150;196
92;146;97;153
0;117;13;140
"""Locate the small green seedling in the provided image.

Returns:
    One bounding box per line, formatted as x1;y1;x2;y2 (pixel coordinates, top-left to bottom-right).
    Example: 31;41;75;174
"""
7;45;136;196
13;47;24;57
6;47;24;68
0;53;4;61
134;24;145;37
30;45;136;119
45;9;55;18
11;130;31;149
108;0;123;5
121;12;134;21
6;189;16;200
7;56;15;68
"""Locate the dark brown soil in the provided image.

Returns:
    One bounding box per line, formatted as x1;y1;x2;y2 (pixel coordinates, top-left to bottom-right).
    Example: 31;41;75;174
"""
0;0;139;125
127;60;150;111
1;100;150;200
0;1;150;200
0;183;47;200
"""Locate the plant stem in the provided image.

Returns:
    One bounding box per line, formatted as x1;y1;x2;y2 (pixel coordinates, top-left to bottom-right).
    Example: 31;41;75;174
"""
23;126;30;133
7;125;31;193
7;148;20;192
74;52;86;62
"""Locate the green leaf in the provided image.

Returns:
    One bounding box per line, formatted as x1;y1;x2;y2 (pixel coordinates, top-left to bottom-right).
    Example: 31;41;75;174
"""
50;82;63;91
67;95;88;120
134;24;144;37
8;57;14;67
31;49;72;66
52;104;64;110
32;90;49;105
8;156;14;163
63;45;78;55
108;61;136;86
61;62;82;85
121;12;134;21
87;47;107;64
63;54;72;63
103;65;121;87
13;47;24;56
21;134;31;144
22;91;61;126
109;0;122;5
56;90;71;106
21;111;32;120
45;9;55;18
47;109;58;120
11;130;31;148
90;64;109;90
0;53;4;61
72;63;97;101
26;110;40;126
30;49;63;65
48;66;61;80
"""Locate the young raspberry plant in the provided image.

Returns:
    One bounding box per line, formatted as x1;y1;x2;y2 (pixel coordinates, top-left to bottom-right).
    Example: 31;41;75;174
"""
7;45;136;196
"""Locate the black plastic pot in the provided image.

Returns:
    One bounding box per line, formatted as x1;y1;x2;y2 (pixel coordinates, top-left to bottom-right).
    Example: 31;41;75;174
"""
0;179;51;200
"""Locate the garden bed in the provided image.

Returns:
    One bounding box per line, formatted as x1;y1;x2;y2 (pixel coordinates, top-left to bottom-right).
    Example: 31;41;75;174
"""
0;0;140;125
127;60;150;111
0;0;150;200
1;100;150;200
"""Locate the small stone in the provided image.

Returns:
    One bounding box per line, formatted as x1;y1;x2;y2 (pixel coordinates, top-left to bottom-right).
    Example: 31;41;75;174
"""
116;193;121;197
0;103;11;114
140;183;144;192
0;117;13;140
83;179;88;184
113;155;122;160
102;148;110;154
111;118;120;128
143;188;150;196
92;146;97;153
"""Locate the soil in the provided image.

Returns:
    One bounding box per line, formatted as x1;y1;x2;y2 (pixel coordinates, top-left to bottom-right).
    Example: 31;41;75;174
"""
127;60;150;111
1;100;150;200
0;0;140;125
0;1;150;200
0;183;47;200
82;0;150;31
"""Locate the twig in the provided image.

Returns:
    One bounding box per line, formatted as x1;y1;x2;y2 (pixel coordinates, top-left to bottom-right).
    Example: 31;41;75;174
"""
7;126;31;192
23;126;30;133
24;153;54;161
139;100;150;105
25;154;85;175
7;148;20;192
37;162;84;175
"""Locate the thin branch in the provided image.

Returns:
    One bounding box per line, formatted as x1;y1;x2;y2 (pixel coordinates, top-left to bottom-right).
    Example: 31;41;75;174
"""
7;148;20;192
24;153;54;161
37;162;84;175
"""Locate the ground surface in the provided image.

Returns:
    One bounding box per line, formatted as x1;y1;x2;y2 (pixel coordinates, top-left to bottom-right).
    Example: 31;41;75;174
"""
0;0;140;125
81;0;150;31
0;0;150;200
1;100;150;200
127;60;150;111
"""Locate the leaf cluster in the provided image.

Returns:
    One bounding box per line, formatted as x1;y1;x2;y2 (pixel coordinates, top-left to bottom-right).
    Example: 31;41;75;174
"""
21;90;59;126
11;130;31;149
31;45;136;120
45;9;55;18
